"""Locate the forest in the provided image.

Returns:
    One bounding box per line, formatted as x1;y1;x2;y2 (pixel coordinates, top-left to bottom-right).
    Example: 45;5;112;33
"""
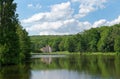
30;24;120;53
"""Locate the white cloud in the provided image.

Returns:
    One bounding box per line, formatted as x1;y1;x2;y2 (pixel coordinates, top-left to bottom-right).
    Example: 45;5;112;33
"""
24;0;107;23
22;1;120;35
23;2;74;35
25;15;120;35
22;13;47;23
28;4;33;7
50;2;73;20
27;3;42;9
23;2;73;23
93;19;107;28
79;21;92;30
26;21;63;31
72;0;107;18
39;31;69;35
108;16;120;26
92;16;120;28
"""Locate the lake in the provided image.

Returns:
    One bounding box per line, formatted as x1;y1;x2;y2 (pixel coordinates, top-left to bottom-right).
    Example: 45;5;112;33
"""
0;54;120;79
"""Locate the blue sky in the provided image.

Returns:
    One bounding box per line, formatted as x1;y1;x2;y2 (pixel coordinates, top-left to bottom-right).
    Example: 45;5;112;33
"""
14;0;120;35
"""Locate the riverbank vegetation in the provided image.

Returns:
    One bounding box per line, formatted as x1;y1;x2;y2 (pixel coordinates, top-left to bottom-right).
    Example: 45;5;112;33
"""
30;24;120;53
0;0;31;65
31;51;119;56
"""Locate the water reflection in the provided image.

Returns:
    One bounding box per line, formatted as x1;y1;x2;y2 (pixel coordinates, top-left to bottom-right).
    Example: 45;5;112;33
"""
31;70;86;79
0;55;120;79
0;63;31;79
41;57;52;64
31;54;66;58
31;55;120;79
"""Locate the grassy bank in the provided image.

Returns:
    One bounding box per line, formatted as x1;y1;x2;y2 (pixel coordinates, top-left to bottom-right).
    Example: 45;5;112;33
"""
31;51;119;56
81;52;117;56
31;51;74;55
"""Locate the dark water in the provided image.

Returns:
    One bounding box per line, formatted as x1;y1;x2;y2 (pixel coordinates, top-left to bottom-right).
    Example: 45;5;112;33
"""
0;54;120;79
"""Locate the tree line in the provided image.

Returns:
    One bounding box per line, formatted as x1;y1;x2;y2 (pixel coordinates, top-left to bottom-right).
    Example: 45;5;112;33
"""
67;24;120;53
30;35;71;52
31;24;120;53
0;0;31;65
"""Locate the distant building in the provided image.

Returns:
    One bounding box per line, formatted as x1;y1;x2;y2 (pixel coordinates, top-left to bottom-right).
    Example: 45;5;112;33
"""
40;45;52;53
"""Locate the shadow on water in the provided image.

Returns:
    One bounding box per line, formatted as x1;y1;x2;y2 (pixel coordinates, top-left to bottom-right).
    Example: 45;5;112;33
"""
0;54;120;79
0;62;31;79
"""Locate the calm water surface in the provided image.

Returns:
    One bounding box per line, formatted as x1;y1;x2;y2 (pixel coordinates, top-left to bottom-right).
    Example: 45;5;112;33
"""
0;54;120;79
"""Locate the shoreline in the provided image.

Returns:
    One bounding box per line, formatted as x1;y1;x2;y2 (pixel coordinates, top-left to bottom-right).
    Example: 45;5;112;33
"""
31;52;120;56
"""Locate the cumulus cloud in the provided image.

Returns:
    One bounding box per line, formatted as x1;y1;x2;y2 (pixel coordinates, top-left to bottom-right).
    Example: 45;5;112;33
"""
26;21;63;31
21;1;120;35
50;2;73;20
92;16;120;28
71;0;107;18
23;2;75;35
92;19;107;28
23;2;73;24
108;16;120;26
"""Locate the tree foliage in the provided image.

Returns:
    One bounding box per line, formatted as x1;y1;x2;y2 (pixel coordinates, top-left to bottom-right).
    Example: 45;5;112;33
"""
0;0;20;64
30;24;120;53
0;0;31;65
114;36;120;52
16;24;31;61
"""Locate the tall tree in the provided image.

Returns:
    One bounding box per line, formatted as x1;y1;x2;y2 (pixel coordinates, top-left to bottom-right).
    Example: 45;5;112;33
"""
16;24;31;61
0;0;20;64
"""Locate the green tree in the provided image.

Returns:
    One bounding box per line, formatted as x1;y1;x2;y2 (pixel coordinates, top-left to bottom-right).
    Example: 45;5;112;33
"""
114;36;120;52
88;28;100;52
59;39;65;51
59;38;68;51
111;24;120;52
52;38;62;52
16;24;31;61
97;27;113;52
80;32;90;52
29;24;120;53
75;34;85;52
0;0;20;64
67;36;76;52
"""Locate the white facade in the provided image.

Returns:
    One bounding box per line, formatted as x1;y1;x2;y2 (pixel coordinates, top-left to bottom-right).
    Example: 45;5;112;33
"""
40;45;52;53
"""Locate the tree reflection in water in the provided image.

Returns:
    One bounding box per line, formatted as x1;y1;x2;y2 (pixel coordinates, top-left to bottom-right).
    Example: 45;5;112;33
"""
0;55;120;79
0;63;31;79
31;55;120;79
